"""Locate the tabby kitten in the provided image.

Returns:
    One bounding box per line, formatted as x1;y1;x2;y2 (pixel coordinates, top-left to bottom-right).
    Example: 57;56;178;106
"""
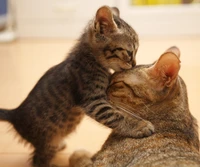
69;46;200;167
0;6;154;167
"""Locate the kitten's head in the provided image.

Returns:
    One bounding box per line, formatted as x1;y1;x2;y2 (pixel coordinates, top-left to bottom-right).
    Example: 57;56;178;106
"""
87;6;139;72
107;46;181;112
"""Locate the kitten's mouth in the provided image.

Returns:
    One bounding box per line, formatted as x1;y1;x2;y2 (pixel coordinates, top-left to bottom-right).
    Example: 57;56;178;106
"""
126;62;133;68
119;61;135;71
120;66;131;71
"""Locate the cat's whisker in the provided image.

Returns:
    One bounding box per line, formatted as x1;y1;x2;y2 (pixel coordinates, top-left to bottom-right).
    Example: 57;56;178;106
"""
69;46;200;167
117;105;144;121
110;101;144;121
141;102;154;114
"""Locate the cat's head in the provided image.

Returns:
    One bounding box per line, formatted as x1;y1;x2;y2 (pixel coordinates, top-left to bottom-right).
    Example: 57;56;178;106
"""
108;47;200;150
107;46;181;112
87;6;139;72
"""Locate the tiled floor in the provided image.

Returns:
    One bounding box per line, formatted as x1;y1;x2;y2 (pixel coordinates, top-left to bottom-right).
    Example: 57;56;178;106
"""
0;37;200;167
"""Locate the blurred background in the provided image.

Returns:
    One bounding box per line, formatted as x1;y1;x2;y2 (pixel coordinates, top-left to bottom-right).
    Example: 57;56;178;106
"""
0;0;200;167
0;0;200;39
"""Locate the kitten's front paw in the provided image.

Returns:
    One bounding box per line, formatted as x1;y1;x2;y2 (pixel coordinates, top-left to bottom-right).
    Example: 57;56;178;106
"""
69;149;92;167
133;120;155;138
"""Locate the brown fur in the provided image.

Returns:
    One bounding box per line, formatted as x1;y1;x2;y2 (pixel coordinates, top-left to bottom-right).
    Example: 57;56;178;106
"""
69;46;200;167
0;6;155;167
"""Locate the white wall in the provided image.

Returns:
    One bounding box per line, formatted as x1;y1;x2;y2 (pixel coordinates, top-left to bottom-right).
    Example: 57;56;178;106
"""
119;1;200;37
15;0;200;38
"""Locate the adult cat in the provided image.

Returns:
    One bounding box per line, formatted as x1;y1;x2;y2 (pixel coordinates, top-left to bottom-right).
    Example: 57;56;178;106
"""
69;46;200;167
0;6;154;167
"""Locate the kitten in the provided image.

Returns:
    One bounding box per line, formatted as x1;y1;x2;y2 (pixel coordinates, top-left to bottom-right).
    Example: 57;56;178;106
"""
0;6;154;167
69;46;200;167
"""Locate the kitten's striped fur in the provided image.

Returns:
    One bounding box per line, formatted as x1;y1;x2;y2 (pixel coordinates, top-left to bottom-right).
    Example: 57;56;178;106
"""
69;47;200;167
0;6;153;167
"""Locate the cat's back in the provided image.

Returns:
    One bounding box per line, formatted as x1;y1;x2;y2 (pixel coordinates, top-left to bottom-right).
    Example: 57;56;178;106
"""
102;133;200;167
129;135;200;167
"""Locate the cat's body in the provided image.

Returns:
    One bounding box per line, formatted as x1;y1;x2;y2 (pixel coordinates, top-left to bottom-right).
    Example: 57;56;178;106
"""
0;6;155;167
69;47;200;167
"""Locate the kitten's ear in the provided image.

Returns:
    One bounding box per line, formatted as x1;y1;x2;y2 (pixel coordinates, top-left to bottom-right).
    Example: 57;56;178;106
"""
95;6;118;34
111;7;120;17
148;48;181;88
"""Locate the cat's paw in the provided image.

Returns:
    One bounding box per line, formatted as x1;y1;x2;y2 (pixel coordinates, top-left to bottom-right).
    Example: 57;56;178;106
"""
133;120;155;138
69;149;92;167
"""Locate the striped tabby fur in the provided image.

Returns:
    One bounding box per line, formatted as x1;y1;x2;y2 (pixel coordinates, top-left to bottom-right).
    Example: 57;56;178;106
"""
69;47;200;167
0;6;153;167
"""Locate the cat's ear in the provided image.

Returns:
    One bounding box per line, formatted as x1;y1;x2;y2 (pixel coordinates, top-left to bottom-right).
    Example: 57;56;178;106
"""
164;46;180;58
111;7;120;17
95;6;118;34
148;47;181;88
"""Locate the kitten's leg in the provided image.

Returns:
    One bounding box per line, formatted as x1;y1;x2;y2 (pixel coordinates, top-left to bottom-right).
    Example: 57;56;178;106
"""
32;145;58;167
65;106;85;134
114;116;154;138
31;106;84;167
56;106;84;153
69;150;93;167
32;134;66;167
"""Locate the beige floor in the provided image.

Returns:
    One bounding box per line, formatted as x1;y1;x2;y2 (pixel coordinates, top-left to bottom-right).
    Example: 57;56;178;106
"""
0;37;200;167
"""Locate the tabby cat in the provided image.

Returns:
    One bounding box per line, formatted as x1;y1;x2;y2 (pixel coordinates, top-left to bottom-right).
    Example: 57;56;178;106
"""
69;46;200;167
0;6;154;167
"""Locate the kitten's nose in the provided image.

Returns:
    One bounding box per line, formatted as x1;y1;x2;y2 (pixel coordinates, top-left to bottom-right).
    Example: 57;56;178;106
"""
127;50;133;57
127;50;136;67
132;59;136;67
